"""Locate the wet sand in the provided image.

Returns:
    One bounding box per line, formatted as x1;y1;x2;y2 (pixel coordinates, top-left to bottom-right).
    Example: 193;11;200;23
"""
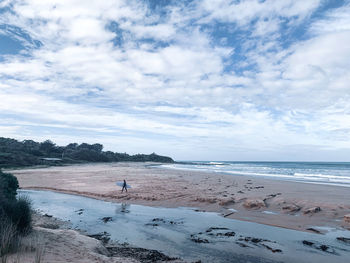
7;162;350;232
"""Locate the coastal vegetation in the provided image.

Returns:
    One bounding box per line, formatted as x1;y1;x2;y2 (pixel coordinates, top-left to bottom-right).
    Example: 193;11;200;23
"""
0;137;174;168
0;170;32;258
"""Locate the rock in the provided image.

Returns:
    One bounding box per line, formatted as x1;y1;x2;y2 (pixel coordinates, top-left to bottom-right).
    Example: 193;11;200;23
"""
190;235;209;243
302;240;314;246
44;213;53;218
101;217;113;223
303;207;321;215
206;227;229;232
306;228;322;234
107;246;179;262
282;204;301;213
263;193;281;201
344;214;350;224
217;231;235;237
88;231;111;245
219;198;235;206
261;244;282;253
302;240;335;254
337;237;350;244
243;199;266;209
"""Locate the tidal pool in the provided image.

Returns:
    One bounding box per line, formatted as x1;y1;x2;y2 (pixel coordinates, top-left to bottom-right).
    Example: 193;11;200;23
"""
20;190;350;263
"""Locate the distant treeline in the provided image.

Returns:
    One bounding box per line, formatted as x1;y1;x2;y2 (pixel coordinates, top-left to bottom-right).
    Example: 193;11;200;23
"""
0;137;174;168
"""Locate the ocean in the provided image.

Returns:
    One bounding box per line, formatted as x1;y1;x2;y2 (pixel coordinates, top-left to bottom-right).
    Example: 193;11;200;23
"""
160;161;350;187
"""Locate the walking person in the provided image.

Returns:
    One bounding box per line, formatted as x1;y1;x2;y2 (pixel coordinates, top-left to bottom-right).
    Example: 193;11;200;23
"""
122;179;128;193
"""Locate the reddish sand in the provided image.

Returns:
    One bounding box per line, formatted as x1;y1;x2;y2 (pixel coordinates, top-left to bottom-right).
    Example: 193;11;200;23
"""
7;162;350;232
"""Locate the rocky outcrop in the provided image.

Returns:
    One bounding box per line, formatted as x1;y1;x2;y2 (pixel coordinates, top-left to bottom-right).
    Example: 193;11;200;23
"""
344;214;350;224
282;204;301;213
303;206;321;215
243;199;266;209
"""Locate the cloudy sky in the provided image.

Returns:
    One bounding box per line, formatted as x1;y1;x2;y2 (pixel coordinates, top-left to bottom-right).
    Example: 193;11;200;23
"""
0;0;350;161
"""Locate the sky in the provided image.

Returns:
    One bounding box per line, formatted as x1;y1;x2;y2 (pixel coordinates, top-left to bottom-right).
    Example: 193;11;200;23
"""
0;0;350;161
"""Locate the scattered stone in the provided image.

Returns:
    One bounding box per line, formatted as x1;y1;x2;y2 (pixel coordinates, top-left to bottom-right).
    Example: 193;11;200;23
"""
145;223;159;227
216;231;235;237
107;246;179;262
306;228;322;234
303;207;321;215
152;218;166;223
75;209;84;215
101;217;113;223
43;213;53;218
88;232;111;245
238;237;281;253
282;204;301;213
206;227;229;232
263;193;281;201
39;223;60;229
190;235;209;243
146;218;183;227
219;198;235;206
223;212;235;218
302;240;314;246
243;199;266;209
302;240;336;254
344;214;350;224
237;191;244;194
261;244;282;253
236;242;250;248
336;237;350;244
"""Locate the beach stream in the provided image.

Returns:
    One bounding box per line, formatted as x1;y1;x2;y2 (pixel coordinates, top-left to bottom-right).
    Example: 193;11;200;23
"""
21;190;350;263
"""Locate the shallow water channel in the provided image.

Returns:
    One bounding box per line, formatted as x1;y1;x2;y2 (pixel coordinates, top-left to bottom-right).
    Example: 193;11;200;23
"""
21;190;350;263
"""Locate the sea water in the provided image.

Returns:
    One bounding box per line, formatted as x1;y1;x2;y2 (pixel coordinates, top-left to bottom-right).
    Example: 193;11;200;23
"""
160;162;350;187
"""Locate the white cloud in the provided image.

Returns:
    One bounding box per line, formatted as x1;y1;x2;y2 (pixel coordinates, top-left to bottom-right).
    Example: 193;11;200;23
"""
0;0;350;160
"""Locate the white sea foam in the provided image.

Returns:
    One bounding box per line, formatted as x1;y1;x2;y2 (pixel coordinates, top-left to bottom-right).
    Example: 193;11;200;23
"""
159;162;350;186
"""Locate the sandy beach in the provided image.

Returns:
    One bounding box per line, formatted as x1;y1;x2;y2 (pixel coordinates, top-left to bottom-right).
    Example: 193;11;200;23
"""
7;162;350;232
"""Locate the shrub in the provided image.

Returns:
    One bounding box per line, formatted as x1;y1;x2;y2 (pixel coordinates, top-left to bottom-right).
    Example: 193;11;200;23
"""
0;170;32;257
0;171;19;200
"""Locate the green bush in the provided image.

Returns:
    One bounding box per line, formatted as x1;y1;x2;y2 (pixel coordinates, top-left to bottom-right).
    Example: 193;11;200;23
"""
0;170;32;256
0;170;19;200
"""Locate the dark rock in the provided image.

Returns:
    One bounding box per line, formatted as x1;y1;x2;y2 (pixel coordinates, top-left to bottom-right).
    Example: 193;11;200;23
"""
75;209;84;215
302;240;314;246
190;235;209;243
344;214;350;224
320;245;329;251
217;231;235;237
101;217;113;223
206;227;229;232
43;213;53;218
236;242;250;248
282;204;301;213
223;212;235;217
191;238;209;243
243;199;266;209
306;228;322;234
262;244;282;253
263;193;281;201
145;223;159;227
88;232;111;245
337;237;350;244
302;240;336;254
303;207;321;215
107;246;179;262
